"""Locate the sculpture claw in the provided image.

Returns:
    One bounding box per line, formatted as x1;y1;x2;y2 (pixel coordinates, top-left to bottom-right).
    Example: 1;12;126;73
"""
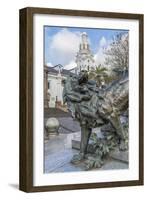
119;140;128;151
71;153;84;164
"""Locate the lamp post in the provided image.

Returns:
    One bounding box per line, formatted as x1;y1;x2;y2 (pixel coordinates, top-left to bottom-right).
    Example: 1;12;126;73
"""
44;65;50;108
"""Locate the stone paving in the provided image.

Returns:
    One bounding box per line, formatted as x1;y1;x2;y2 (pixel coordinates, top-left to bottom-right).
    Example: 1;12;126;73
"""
44;108;81;134
44;108;71;118
44;117;81;134
44;108;128;173
44;132;128;173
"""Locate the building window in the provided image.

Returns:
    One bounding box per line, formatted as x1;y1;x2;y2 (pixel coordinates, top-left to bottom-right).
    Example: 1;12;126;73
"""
48;81;50;89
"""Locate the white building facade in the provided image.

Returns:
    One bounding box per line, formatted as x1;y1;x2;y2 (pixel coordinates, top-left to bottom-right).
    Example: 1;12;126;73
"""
48;73;63;108
75;32;96;73
46;66;69;108
46;32;96;108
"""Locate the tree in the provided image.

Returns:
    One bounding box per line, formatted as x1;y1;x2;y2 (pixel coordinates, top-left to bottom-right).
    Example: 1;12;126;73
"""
104;32;129;77
88;65;109;87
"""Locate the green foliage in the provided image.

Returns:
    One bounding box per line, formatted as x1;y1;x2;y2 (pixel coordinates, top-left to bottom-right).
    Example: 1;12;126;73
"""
84;117;129;170
91;132;117;156
95;64;108;74
88;64;118;86
84;131;119;170
85;156;104;170
88;65;107;86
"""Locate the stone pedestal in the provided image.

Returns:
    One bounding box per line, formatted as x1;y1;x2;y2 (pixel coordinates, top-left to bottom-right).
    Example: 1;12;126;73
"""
45;118;60;139
44;132;128;173
109;149;128;163
71;131;128;163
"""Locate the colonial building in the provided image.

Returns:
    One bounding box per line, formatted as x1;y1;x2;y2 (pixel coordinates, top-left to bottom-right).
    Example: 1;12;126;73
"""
44;65;73;108
75;32;96;73
44;32;96;108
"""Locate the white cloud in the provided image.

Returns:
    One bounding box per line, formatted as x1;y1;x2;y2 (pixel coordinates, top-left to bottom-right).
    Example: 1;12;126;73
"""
48;28;81;66
64;60;77;70
94;37;112;67
99;36;107;47
94;37;107;66
94;49;105;66
46;32;113;73
46;62;53;67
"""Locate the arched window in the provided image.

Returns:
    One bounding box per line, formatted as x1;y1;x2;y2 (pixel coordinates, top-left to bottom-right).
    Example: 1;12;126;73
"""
48;81;51;89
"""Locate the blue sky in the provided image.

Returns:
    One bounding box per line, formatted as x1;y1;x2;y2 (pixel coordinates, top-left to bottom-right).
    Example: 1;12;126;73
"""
44;26;128;69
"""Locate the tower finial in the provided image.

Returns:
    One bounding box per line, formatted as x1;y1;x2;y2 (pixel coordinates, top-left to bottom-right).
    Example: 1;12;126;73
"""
81;32;88;44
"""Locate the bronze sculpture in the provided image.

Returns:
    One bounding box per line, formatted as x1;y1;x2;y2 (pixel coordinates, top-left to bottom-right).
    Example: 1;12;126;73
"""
63;70;128;169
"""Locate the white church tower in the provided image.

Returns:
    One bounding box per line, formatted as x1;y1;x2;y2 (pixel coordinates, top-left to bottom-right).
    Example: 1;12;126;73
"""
75;32;95;73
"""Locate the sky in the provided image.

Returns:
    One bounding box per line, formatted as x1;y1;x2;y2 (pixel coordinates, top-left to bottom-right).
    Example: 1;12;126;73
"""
44;26;128;70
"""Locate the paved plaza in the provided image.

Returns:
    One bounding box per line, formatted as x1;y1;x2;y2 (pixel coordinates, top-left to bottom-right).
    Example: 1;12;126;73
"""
44;108;128;173
44;131;128;173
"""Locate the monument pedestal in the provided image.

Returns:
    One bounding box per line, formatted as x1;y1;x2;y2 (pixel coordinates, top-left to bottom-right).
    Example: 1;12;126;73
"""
72;131;128;163
109;149;128;163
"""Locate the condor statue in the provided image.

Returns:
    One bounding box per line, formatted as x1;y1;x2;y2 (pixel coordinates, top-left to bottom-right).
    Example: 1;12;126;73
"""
63;70;128;169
